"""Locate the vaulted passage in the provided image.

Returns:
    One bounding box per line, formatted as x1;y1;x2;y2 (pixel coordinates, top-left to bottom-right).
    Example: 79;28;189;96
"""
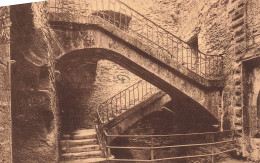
56;60;98;133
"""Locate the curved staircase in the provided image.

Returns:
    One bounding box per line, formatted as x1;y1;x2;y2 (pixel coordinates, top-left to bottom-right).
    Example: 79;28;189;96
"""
46;0;230;161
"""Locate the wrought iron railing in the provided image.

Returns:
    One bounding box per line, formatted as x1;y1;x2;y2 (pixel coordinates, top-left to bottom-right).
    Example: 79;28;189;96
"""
97;80;159;124
47;0;224;79
96;118;110;160
97;130;237;162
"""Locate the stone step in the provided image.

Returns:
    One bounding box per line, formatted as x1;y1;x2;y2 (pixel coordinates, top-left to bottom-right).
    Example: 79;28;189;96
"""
62;151;103;160
62;145;100;153
61;139;98;148
60;157;106;163
62;129;97;140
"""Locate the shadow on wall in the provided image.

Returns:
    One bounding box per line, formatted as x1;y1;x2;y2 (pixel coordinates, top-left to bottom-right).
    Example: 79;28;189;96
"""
56;61;98;134
110;100;218;160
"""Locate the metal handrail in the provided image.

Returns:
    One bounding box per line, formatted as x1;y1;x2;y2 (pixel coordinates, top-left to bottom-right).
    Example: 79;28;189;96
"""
109;148;239;162
47;0;224;79
105;130;234;138
97;80;160;124
96;79;160;158
107;140;235;149
102;130;236;162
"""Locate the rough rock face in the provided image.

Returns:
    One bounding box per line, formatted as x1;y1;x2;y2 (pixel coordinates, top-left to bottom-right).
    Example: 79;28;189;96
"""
11;3;60;162
0;6;12;163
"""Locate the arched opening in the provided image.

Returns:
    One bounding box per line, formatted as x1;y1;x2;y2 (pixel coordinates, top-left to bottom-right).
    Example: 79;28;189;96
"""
55;49;145;135
109;100;218;160
55;48;218;135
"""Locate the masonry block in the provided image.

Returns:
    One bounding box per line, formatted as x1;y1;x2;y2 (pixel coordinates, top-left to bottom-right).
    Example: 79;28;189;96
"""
234;107;243;117
235;116;243;124
231;7;246;21
232;18;245;30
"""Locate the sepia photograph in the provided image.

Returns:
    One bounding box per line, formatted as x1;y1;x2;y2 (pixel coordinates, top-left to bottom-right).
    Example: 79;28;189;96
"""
0;0;259;162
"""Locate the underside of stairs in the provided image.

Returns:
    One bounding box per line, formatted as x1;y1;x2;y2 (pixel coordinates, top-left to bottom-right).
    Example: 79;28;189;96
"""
60;129;106;163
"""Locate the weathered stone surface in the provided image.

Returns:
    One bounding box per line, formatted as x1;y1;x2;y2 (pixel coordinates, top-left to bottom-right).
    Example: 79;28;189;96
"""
10;3;59;162
0;6;11;163
250;138;260;161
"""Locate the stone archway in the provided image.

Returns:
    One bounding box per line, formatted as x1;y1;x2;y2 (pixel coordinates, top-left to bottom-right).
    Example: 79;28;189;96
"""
55;48;220;134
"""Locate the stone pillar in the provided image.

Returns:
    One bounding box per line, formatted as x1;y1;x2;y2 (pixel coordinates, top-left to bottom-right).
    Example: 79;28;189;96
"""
227;0;248;155
0;6;12;163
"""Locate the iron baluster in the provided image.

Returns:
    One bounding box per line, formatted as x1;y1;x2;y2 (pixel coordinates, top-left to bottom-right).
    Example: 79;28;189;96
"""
119;2;122;29
209;56;211;77
129;88;130;108
137;82;140;101
142;80;144;100
177;42;179;62
120;92;122;113
111;99;114;119
106;103;109;122
125;90;127;110
113;1;115;25
151;137;154;160
133;85;135;106
211;133;215;163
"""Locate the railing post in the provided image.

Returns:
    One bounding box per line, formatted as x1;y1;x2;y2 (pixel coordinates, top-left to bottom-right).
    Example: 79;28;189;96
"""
151;137;154;160
111;99;113;119
114;2;116;25
125;90;127;110
137;82;140;101
107;147;111;158
133;85;135;106
105;135;111;158
115;97;118;115
106;104;109;122
176;42;179;62
186;47;189;69
128;89;130;108
120;92;122;113
141;81;144;100
231;130;235;140
211;134;214;163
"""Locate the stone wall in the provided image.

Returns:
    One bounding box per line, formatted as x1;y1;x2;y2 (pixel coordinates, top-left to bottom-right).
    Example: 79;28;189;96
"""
121;0;231;56
246;0;260;59
56;59;141;131
0;6;12;163
85;60;141;127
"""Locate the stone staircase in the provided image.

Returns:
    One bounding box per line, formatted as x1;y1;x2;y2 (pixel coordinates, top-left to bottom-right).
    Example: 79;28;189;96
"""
60;129;106;163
